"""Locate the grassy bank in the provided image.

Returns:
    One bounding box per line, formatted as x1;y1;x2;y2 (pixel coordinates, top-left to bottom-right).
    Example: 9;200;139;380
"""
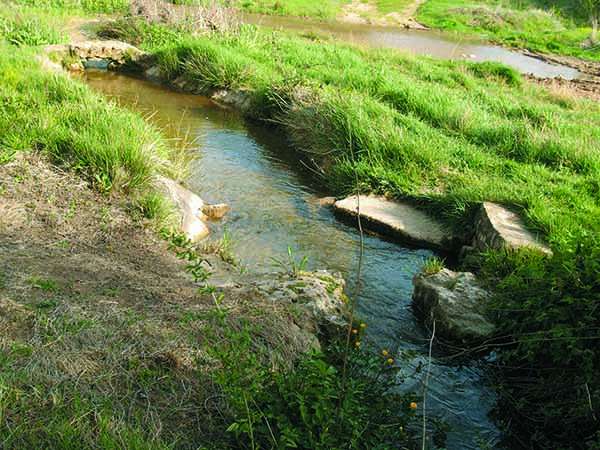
99;16;600;447
1;3;422;449
417;0;600;61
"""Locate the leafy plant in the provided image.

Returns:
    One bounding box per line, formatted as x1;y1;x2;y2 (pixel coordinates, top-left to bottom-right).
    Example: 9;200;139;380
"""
212;326;418;450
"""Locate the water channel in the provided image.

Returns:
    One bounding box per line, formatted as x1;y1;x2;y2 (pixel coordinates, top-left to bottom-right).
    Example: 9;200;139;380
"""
242;12;581;80
84;69;500;449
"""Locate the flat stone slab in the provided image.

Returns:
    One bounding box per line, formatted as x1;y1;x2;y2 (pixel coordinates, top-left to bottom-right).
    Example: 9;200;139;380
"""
473;202;552;255
333;195;454;250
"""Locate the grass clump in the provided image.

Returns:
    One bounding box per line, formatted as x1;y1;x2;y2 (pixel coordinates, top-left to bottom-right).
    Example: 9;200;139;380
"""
0;43;183;193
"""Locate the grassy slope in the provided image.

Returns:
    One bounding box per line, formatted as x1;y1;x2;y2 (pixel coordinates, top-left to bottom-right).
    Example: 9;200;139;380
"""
417;0;600;61
0;4;420;449
122;24;600;250
103;20;600;446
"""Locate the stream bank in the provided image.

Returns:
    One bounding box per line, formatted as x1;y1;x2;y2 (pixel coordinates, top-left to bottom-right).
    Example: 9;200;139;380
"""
81;66;502;449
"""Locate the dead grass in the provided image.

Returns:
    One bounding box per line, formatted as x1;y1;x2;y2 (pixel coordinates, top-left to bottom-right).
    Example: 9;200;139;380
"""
0;153;322;448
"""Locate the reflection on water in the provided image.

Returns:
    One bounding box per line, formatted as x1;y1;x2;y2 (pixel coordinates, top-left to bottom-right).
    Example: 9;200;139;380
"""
242;13;581;80
84;70;501;449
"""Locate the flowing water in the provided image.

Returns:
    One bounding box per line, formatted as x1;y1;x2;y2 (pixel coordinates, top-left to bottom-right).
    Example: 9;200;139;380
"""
242;13;581;80
84;70;500;449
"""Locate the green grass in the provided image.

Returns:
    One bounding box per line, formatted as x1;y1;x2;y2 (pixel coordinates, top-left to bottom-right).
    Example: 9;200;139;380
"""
171;0;350;19
101;21;600;446
375;0;414;14
417;0;600;61
9;0;129;14
118;24;600;251
0;43;183;193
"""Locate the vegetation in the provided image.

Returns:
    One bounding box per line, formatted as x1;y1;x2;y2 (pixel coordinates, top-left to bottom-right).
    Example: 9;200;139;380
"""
0;4;422;448
417;0;600;61
100;17;600;447
0;43;184;193
170;0;351;19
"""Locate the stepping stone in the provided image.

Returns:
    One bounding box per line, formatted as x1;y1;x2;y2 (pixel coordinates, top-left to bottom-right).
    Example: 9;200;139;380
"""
473;202;552;255
333;195;456;251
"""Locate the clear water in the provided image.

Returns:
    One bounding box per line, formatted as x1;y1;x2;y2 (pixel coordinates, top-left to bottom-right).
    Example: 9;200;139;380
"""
84;70;501;449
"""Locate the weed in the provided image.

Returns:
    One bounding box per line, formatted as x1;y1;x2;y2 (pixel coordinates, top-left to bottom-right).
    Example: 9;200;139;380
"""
422;256;445;275
28;276;59;292
270;245;309;277
211;327;418;449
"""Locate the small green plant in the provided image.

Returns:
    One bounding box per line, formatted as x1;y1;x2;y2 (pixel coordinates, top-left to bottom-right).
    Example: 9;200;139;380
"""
270;245;309;278
162;228;211;284
28;276;59;292
211;327;419;450
422;256;445;275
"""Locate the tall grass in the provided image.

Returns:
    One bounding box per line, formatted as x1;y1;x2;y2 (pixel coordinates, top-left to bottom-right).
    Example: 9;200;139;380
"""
0;43;183;192
129;24;600;249
100;22;600;446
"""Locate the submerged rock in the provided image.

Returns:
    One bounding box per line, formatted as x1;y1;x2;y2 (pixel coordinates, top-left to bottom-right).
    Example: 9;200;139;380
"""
210;89;253;114
473;202;552;255
412;268;495;343
333;195;457;251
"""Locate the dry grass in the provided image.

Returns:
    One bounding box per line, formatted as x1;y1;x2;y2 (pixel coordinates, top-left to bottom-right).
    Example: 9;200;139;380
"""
0;154;322;448
129;0;238;32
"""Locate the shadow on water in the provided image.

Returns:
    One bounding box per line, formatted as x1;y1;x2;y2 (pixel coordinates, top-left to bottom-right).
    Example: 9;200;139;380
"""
84;70;501;449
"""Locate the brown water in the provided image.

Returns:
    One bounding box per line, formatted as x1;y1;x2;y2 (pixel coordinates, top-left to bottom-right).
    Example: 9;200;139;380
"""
242;13;581;80
84;70;501;450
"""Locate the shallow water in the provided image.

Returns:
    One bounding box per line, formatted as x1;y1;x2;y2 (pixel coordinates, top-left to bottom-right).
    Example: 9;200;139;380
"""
84;70;501;449
242;13;581;80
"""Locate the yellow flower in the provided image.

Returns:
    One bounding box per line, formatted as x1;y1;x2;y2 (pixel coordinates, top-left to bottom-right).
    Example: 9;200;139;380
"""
382;349;389;357
351;328;358;335
410;402;418;410
355;341;361;348
360;323;367;329
387;358;394;365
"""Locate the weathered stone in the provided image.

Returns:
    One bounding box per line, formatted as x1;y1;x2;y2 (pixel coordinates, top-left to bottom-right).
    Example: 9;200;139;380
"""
210;89;253;113
412;268;495;343
473;202;552;255
318;196;336;207
202;203;230;220
156;176;209;242
333;195;457;251
69;40;144;64
243;270;348;335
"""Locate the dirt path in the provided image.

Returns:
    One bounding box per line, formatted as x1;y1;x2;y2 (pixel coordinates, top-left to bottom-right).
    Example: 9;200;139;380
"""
339;0;428;28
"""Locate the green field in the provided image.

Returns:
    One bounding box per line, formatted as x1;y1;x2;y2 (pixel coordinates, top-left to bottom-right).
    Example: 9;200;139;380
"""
417;0;600;61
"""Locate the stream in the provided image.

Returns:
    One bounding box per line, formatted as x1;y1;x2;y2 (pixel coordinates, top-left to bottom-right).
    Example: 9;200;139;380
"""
84;70;500;449
242;13;581;80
